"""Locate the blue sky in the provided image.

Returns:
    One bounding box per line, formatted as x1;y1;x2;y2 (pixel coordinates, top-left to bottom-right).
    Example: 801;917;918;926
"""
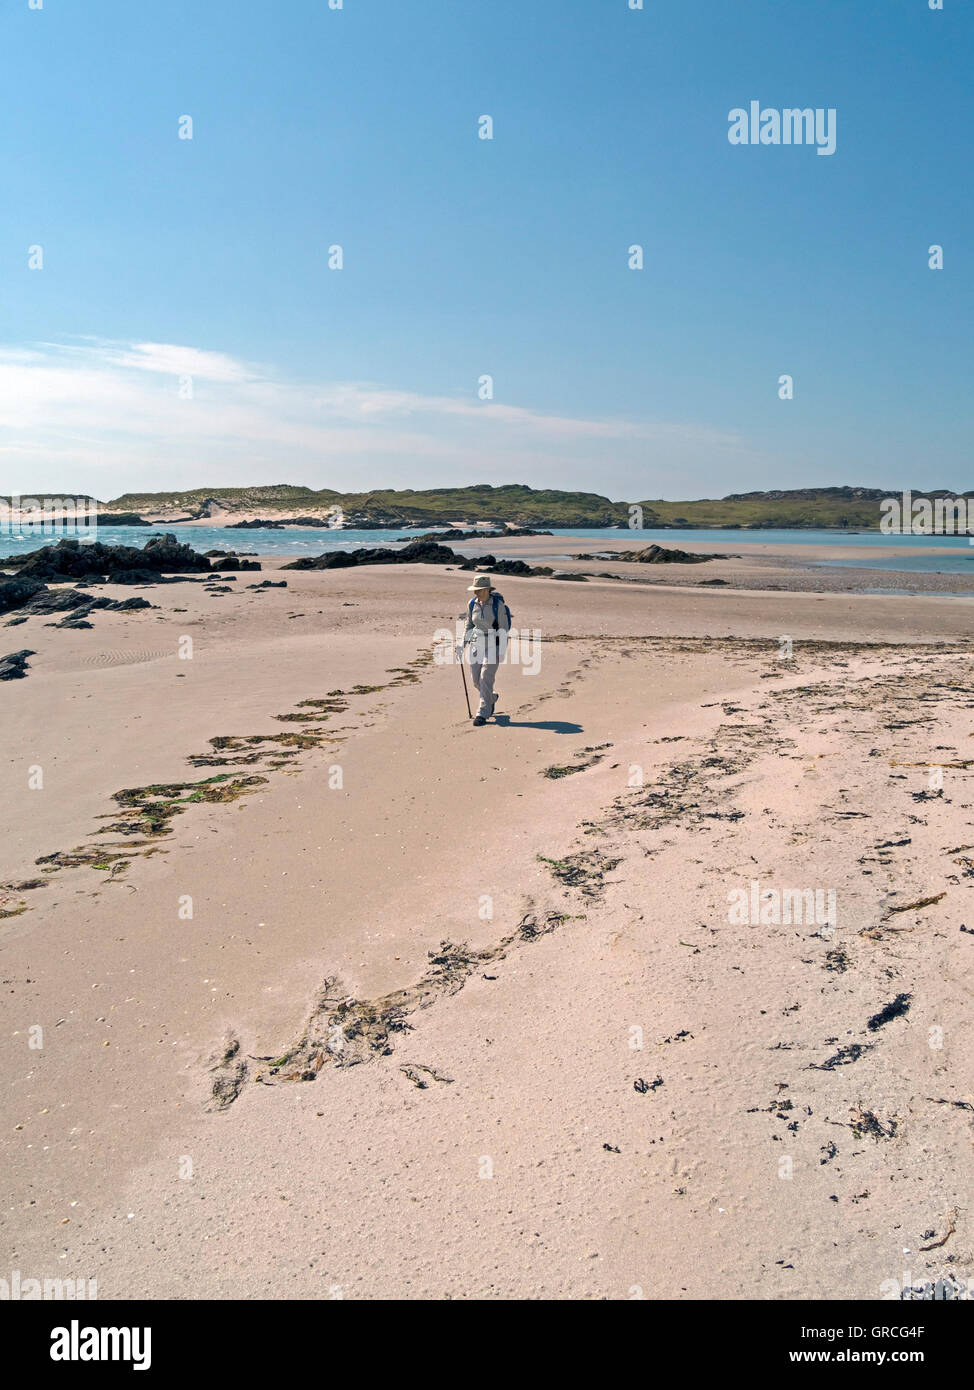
0;0;970;501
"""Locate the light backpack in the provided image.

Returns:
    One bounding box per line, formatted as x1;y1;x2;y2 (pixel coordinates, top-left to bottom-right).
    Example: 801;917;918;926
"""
468;591;512;630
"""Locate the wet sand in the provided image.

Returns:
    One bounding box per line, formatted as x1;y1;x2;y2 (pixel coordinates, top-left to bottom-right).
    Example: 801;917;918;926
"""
444;534;974;597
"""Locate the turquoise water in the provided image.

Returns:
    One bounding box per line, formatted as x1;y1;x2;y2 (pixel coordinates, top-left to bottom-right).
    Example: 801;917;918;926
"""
2;523;974;574
556;525;974;549
560;527;974;573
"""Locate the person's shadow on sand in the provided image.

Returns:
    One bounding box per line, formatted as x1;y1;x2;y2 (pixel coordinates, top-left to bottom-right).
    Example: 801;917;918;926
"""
492;715;582;733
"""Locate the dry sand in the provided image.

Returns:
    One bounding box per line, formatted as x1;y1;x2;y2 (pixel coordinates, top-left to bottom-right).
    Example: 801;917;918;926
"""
1;549;972;1300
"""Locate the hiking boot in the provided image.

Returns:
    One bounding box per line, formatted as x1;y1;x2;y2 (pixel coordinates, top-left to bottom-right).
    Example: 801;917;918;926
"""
472;715;486;726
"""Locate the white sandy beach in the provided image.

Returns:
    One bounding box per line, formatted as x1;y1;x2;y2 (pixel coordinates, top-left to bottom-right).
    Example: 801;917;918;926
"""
2;547;972;1299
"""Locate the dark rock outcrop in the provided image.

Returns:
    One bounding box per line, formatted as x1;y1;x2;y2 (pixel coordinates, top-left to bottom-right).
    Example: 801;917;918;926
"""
605;544;715;565
228;516;342;529
0;649;35;680
281;540;457;571
13;588;95;615
110;598;155;610
280;536;561;581
412;527;553;542
0;577;47;614
3;535;261;601
457;556;552;578
411;528;505;542
0;569;155;625
83;569;201;585
208;556;260;571
5;533;218;580
43;595;154;627
281;538;558;581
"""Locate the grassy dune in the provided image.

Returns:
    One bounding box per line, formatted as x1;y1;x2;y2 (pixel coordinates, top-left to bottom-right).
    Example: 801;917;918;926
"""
7;484;970;530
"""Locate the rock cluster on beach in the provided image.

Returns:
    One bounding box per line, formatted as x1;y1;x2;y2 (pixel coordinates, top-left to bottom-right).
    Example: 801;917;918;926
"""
0;534;262;649
2;532;258;581
1;583;153;629
282;539;459;570
411;527;553;541
465;557;543;576
281;538;567;580
0;576;46;613
279;535;716;579
579;543;715;564
3;533;260;580
234;519;558;535
0;649;35;680
228;516;339;529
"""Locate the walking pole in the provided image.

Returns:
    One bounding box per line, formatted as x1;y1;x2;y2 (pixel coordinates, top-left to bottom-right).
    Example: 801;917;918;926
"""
458;644;472;717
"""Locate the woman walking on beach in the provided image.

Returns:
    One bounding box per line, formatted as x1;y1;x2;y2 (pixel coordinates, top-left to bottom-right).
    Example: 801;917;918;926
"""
458;574;510;726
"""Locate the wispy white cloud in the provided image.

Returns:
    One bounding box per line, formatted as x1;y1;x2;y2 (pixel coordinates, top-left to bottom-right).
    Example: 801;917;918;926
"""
92;342;259;384
0;337;760;498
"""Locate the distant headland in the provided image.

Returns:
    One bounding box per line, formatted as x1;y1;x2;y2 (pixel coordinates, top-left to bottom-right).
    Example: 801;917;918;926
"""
4;483;973;531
